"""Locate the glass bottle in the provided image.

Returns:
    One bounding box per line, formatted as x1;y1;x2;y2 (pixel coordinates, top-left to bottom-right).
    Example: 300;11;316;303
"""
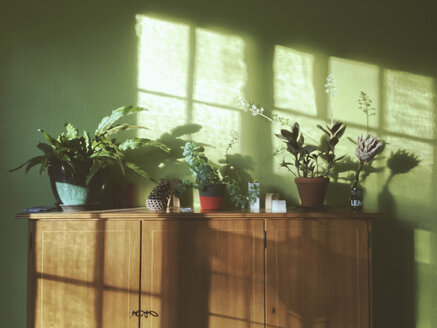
350;176;363;211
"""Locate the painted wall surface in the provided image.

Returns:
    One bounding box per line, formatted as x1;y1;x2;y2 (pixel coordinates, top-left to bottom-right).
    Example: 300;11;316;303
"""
1;0;436;327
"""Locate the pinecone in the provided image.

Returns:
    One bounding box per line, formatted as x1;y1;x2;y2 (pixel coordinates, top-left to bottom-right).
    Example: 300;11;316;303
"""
355;134;383;162
146;180;172;211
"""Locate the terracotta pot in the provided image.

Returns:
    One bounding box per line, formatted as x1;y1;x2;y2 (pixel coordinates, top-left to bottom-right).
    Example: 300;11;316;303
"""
199;184;225;211
295;177;329;208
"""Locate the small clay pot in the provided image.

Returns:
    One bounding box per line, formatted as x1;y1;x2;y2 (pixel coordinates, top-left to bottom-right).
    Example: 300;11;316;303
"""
295;177;329;208
199;184;225;211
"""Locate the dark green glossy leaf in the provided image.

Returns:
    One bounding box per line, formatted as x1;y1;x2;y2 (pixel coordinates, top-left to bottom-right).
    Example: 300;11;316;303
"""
330;121;343;134
125;161;152;180
298;134;304;147
328;137;339;147
287;143;296;154
95;106;147;136
106;124;148;136
37;143;54;155
292;122;300;138
119;138;170;152
39;157;49;174
334;125;346;139
38;129;61;147
275;133;288;141
281;129;294;141
302;145;317;154
10;156;44;173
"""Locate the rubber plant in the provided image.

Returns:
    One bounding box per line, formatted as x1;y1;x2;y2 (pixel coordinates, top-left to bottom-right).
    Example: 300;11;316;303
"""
278;121;346;178
238;97;346;207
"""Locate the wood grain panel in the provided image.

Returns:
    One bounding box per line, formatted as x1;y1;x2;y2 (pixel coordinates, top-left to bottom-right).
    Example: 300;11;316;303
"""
141;219;265;328
28;220;140;328
17;208;380;220
266;219;370;328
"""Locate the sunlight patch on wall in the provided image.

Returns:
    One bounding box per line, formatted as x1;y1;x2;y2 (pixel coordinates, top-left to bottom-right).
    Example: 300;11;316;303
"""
415;231;437;328
329;57;379;129
415;229;432;265
136;14;246;163
136;15;189;97
273;46;317;115
383;70;435;139
383;135;433;208
194;29;246;107
137;92;187;139
191;103;240;163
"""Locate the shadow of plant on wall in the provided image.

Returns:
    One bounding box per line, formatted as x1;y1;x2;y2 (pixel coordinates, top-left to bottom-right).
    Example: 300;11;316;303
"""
326;154;385;206
133;13;437;327
128;123;202;180
373;149;421;328
378;149;421;217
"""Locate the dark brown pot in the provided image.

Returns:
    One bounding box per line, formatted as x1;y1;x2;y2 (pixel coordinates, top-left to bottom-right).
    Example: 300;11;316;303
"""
295;177;329;208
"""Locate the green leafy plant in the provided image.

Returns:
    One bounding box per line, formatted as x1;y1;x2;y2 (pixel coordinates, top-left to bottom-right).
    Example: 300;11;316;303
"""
182;141;222;191
237;97;346;178
277;121;346;178
182;140;259;209
10;106;170;185
225;179;260;209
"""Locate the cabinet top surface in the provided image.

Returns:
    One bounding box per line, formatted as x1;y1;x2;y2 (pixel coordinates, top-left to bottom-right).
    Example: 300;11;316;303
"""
16;207;379;220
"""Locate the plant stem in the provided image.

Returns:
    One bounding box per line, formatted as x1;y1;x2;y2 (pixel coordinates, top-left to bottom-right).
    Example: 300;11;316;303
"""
353;161;364;187
366;114;369;134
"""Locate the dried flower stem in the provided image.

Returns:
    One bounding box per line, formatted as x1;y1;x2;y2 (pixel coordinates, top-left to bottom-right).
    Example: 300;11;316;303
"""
358;91;376;133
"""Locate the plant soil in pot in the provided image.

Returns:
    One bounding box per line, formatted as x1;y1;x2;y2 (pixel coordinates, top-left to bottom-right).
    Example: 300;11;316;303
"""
199;184;225;210
295;177;329;208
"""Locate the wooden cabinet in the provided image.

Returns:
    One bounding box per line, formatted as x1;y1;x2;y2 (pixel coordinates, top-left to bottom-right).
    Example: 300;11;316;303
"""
27;220;140;328
141;220;264;328
21;210;374;328
266;219;371;328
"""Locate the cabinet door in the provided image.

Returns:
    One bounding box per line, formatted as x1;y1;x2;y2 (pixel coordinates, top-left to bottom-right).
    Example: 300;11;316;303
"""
141;219;265;328
266;219;370;328
28;220;141;328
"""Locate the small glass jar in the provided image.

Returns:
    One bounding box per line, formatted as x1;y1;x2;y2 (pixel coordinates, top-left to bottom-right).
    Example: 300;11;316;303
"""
248;180;260;213
350;178;363;211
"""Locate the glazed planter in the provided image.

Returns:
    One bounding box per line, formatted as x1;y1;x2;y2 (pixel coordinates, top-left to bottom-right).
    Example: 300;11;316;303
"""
199;184;225;211
295;177;329;208
48;165;63;205
49;164;103;211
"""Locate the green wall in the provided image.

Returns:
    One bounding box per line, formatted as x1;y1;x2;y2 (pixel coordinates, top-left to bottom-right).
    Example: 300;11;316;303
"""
1;0;436;327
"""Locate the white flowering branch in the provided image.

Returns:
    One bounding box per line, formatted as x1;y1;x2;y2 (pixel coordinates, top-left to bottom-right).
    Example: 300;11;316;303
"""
235;97;318;144
236;97;275;123
324;74;337;126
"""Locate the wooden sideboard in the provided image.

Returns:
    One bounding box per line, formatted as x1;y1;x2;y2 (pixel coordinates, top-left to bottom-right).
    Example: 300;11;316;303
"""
18;208;376;328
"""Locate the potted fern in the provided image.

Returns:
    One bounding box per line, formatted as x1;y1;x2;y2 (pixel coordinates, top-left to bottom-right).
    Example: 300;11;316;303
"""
11;106;169;210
